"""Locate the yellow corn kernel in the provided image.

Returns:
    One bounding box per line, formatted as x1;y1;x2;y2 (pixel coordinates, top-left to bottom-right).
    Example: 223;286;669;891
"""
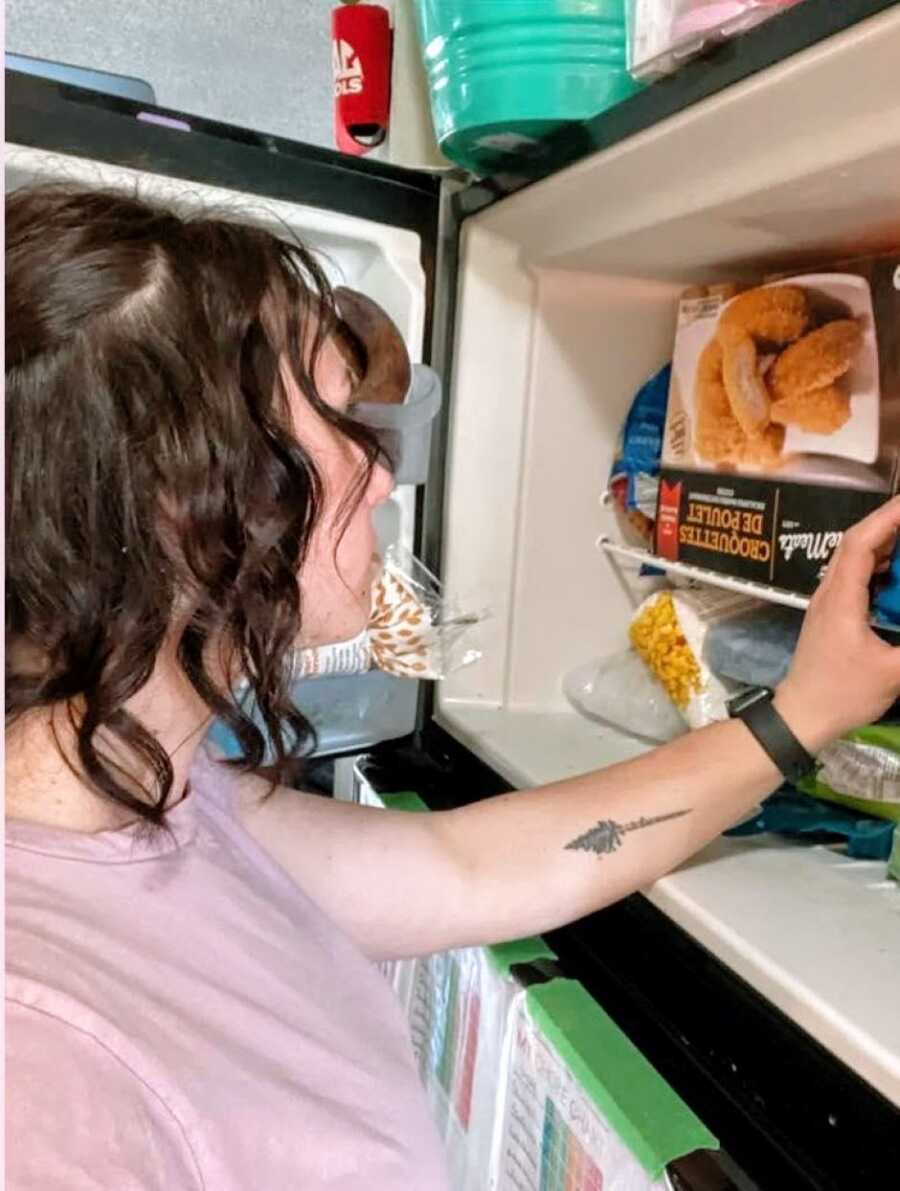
629;593;702;710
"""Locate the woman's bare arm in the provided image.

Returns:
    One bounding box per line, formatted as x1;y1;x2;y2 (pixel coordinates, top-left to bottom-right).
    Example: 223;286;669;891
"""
238;499;900;960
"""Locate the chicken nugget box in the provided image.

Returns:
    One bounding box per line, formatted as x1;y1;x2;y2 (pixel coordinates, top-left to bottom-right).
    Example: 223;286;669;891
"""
655;252;900;594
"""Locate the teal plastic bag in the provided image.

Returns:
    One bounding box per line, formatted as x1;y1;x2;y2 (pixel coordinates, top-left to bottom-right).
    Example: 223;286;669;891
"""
726;787;896;861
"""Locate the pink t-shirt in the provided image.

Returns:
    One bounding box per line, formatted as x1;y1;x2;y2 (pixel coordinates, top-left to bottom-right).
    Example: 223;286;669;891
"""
5;748;450;1190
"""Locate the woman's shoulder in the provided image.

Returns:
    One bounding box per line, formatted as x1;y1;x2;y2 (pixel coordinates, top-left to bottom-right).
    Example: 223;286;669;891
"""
189;741;246;817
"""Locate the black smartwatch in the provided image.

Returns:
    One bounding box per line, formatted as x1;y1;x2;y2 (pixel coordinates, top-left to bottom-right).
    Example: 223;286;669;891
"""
727;686;816;785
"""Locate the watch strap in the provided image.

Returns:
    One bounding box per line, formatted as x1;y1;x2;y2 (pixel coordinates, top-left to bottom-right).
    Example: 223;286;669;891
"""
734;694;816;785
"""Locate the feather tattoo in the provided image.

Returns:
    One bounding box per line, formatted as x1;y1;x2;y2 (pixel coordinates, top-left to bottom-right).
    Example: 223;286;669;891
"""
564;809;691;857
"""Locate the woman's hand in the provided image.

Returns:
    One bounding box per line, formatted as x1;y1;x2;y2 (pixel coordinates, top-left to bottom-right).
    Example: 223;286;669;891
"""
776;496;900;750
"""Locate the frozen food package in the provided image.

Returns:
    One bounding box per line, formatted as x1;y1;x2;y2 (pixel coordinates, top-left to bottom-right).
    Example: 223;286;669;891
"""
608;364;671;549
656;252;900;595
629;1;803;81
629;587;760;729
705;603;803;688
797;724;900;824
564;650;687;743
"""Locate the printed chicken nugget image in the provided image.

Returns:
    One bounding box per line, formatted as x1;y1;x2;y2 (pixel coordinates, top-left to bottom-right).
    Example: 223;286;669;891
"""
770;384;852;435
693;339;746;464
694;380;747;464
717;324;771;438
696;336;724;385
769;319;862;402
740;424;785;468
718;284;810;346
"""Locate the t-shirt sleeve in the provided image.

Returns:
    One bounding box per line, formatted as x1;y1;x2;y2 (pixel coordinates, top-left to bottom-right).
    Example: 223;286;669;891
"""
6;1000;203;1191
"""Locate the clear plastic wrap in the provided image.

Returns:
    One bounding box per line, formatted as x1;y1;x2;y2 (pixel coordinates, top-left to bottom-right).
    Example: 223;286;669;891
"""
564;650;687;744
797;726;900;824
629;1;804;81
819;739;900;807
291;545;483;682
804;724;900;828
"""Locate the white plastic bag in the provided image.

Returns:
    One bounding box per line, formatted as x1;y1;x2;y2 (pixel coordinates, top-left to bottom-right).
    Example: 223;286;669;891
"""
564;650;687;744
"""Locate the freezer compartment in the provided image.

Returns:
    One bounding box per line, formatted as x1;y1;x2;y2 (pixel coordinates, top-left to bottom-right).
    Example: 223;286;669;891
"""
436;8;900;1104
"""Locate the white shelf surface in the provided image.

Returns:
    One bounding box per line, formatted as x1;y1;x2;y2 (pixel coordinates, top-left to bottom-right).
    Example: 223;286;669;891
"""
435;701;900;1108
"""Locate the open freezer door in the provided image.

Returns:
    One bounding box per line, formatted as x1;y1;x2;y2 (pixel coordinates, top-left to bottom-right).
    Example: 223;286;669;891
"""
6;69;441;759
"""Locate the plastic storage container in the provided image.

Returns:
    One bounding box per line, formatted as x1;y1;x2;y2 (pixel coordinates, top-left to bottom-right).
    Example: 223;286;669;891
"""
412;0;641;175
354;363;442;485
629;1;803;81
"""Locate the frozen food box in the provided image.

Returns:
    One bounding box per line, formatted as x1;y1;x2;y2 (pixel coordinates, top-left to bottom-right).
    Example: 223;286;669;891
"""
655;252;900;594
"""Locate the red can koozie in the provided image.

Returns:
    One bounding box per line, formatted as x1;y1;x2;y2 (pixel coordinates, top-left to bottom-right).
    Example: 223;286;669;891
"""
332;3;392;156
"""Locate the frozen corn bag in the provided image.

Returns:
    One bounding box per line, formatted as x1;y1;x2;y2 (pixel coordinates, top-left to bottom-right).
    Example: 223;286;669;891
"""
629;587;760;729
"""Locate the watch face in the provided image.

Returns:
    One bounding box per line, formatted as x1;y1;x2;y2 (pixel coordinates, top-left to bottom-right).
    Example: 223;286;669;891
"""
728;686;774;717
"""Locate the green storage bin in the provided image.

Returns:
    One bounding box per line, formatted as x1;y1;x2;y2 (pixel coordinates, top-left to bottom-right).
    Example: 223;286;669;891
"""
413;0;642;174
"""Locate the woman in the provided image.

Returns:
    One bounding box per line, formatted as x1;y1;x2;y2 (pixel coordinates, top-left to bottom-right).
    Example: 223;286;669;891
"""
6;185;900;1190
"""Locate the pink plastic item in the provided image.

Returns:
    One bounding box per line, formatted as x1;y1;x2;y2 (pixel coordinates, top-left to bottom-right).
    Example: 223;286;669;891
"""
629;0;805;81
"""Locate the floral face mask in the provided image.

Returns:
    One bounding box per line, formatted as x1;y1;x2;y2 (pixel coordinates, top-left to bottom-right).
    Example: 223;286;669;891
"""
290;546;482;683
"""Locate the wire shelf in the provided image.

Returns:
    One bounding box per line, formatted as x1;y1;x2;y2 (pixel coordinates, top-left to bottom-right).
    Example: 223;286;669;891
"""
597;536;900;633
597;536;811;610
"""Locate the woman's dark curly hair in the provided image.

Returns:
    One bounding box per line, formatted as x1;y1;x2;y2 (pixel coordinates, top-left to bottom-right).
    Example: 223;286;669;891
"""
5;184;382;826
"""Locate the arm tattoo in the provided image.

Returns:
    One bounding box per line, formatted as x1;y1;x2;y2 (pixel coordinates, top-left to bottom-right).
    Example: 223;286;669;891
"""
564;809;691;858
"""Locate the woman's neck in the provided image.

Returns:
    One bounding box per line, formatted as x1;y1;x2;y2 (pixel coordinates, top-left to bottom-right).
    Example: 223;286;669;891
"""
5;662;212;833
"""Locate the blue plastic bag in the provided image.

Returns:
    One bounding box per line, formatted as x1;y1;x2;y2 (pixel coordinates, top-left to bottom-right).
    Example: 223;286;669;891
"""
608;364;670;562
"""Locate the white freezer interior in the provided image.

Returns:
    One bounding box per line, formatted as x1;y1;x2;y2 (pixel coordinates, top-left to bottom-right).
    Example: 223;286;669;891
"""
437;8;900;1106
4;144;429;753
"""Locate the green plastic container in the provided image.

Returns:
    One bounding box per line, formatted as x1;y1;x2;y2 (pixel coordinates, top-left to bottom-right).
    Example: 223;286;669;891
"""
413;0;641;174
